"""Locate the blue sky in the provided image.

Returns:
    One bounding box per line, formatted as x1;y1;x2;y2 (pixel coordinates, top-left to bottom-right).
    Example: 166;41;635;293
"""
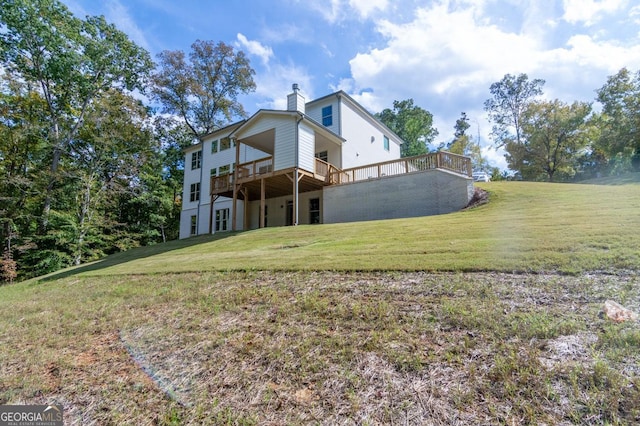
63;0;640;169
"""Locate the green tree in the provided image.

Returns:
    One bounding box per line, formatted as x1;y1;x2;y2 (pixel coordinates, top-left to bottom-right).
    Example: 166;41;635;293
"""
0;74;49;273
0;0;154;229
447;112;487;171
152;40;256;138
595;68;640;173
375;99;438;157
507;100;591;181
484;73;545;147
153;116;195;240
69;89;155;264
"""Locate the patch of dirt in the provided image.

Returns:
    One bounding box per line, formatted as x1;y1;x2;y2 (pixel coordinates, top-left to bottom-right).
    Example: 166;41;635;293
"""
464;187;490;209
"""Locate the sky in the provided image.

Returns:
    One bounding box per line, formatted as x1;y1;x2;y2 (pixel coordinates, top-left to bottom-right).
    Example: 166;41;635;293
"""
62;0;640;169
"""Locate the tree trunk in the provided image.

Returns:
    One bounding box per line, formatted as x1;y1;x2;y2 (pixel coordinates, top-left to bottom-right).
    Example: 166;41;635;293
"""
41;122;62;232
73;178;92;266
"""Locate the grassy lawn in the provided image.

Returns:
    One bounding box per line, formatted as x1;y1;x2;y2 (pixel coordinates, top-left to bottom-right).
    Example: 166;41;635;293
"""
43;179;640;277
1;177;640;424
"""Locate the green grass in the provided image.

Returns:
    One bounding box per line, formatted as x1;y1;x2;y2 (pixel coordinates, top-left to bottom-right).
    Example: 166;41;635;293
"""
40;179;640;279
1;177;640;424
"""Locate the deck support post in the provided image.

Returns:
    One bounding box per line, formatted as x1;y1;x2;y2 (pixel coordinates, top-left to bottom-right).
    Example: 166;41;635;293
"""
293;169;298;226
260;178;266;228
231;138;240;231
240;187;249;231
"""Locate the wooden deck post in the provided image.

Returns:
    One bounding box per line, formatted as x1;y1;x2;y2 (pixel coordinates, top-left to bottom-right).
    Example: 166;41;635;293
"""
260;178;266;228
240;187;249;231
293;169;298;226
231;138;240;231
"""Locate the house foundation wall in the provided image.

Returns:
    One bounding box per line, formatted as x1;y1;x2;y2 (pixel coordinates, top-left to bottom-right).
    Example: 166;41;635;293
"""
322;169;473;224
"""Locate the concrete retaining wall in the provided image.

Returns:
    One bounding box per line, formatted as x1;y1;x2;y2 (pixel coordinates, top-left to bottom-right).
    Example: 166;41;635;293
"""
323;169;473;224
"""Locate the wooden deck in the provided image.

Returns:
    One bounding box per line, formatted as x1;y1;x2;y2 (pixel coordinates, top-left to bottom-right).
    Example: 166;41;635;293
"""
330;151;472;185
210;157;340;199
210;151;471;198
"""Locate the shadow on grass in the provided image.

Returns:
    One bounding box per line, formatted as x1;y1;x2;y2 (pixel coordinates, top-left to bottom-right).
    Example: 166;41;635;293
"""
37;232;239;282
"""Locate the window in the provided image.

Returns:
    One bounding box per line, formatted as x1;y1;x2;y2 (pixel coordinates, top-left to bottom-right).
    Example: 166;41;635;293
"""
210;168;217;177
309;198;320;224
322;105;332;127
189;182;200;202
220;137;231;151
219;164;230;175
191;150;202;170
211;140;218;153
190;215;197;235
315;151;328;162
215;208;229;232
383;135;390;151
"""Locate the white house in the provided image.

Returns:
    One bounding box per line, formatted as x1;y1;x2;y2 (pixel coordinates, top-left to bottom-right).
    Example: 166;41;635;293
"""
179;85;473;239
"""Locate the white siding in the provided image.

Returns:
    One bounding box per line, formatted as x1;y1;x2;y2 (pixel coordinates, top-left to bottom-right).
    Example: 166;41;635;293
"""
179;207;198;239
298;122;315;172
235;114;297;171
307;100;340;135
179;126;267;239
274;120;296;170
339;100;401;169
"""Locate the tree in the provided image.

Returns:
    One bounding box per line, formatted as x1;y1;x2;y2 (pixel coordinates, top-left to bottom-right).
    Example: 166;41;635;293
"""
595;68;640;173
152;40;256;138
507;100;591;181
0;73;49;261
375;99;438;157
0;0;154;229
447;112;488;171
69;89;155;264
484;73;545;147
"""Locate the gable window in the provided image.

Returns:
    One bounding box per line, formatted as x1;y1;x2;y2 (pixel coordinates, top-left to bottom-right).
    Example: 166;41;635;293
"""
215;208;229;232
383;135;390;151
190;215;197;235
189;182;200;202
315;151;328;162
191;150;202;170
322;105;333;127
220;137;231;151
211;140;218;153
309;198;320;224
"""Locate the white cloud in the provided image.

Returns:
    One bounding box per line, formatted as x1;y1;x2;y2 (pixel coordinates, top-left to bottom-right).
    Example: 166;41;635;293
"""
236;33;273;67
305;0;389;23
340;0;640;169
102;0;151;51
562;0;627;26
348;0;388;18
251;62;314;110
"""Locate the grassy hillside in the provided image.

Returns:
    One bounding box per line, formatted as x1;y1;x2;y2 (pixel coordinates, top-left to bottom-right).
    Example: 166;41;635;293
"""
1;178;639;425
43;179;640;278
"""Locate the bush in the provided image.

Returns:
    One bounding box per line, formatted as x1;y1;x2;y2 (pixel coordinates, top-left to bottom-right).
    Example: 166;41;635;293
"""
1;249;17;285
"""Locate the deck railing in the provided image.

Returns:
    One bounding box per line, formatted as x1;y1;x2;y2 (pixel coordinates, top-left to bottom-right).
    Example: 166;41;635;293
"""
237;156;274;179
211;173;233;194
314;158;344;183
330;151;472;184
210;156;273;195
211;151;471;194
